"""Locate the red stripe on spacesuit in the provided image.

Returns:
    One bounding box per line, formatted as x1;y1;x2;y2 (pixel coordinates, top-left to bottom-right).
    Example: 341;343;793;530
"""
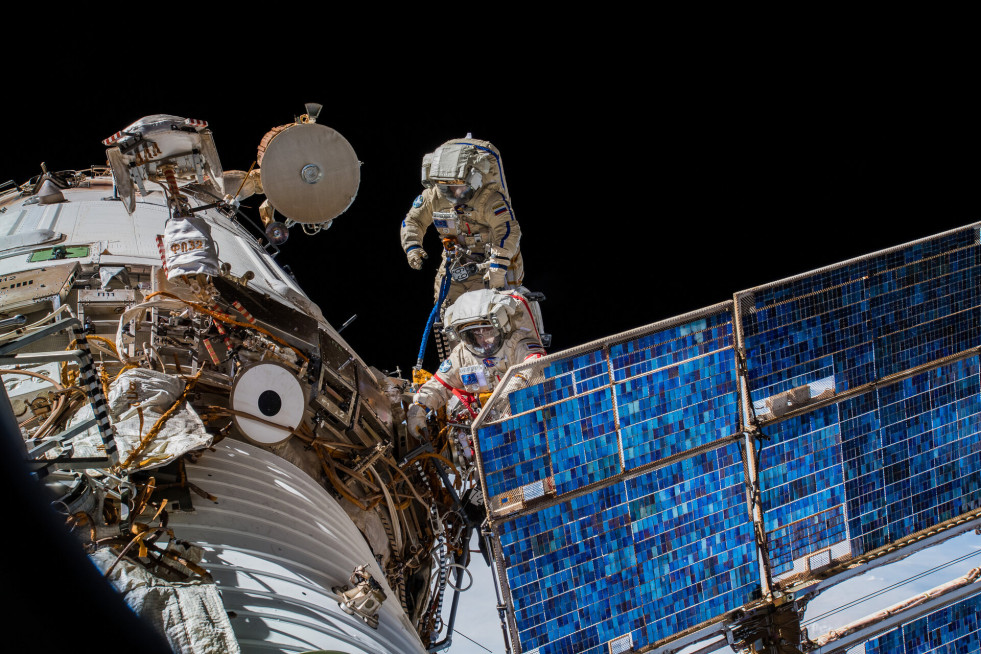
510;294;543;346
433;373;479;417
524;353;544;361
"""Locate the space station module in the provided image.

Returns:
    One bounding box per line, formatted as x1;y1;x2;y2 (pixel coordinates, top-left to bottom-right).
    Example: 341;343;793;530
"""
400;138;523;305
408;289;545;436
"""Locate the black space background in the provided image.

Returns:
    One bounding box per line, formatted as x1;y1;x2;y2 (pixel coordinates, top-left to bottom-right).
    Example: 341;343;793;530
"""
3;61;979;375
3;43;981;650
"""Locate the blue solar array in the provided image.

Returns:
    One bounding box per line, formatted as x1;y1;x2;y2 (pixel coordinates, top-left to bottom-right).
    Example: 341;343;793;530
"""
479;309;740;502
477;309;745;652
740;229;981;414
497;443;757;654
865;592;981;654
760;356;981;576
476;225;981;652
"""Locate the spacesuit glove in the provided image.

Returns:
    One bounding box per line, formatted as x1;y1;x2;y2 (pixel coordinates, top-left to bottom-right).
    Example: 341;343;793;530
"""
406;402;430;440
484;265;508;289
406;247;428;270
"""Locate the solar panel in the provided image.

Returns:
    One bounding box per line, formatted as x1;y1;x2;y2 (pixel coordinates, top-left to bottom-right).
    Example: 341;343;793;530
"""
739;225;981;583
497;442;757;654
480;303;740;511
859;590;981;654
474;223;981;653
738;226;981;420
759;355;981;580
474;304;755;653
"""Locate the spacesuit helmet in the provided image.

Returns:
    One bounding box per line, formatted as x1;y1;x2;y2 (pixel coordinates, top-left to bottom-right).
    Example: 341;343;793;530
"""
444;289;516;356
422;139;494;204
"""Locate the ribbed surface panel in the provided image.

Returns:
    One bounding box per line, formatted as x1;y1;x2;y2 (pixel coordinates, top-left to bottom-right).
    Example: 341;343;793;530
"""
167;440;425;654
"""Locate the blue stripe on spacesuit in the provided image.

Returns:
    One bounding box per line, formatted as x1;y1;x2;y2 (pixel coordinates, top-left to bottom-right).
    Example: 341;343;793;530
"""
491;190;516;248
463;143;508;196
490;263;507;269
406;245;420;252
499;220;511;248
453;144;514;248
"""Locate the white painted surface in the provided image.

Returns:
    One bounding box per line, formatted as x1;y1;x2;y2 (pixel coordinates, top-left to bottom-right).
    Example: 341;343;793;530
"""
169;439;427;654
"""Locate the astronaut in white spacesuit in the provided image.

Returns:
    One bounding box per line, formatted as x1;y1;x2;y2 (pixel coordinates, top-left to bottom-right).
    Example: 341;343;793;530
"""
400;137;523;306
406;289;544;438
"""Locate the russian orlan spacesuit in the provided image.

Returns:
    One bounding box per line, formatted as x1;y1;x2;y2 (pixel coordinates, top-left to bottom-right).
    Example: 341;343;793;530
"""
400;137;523;306
407;289;544;438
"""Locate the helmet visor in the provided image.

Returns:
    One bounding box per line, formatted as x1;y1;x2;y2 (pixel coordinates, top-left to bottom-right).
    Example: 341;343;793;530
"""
460;325;502;356
436;182;473;204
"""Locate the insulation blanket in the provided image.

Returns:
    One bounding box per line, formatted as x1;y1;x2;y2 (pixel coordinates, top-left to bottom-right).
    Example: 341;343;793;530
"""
90;548;240;654
163;214;219;279
71;368;211;471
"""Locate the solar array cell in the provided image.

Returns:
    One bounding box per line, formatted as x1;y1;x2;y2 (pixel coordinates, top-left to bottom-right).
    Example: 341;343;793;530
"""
498;443;757;654
865;592;981;654
479;308;741;507
760;356;981;577
741;229;981;419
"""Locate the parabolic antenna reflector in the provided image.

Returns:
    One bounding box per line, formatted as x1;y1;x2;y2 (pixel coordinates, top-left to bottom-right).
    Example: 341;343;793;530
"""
258;122;360;225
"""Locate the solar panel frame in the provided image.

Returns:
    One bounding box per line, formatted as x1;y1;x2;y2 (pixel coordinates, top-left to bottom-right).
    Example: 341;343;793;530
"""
732;222;981;592
472;222;981;653
807;585;981;654
473;302;762;653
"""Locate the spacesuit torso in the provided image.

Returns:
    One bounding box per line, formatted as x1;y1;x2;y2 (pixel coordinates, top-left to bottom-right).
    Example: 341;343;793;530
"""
412;289;544;409
414;330;544;409
400;184;524;303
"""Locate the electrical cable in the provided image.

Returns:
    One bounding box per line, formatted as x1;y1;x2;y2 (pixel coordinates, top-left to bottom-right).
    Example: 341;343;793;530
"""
803;545;981;626
452;628;493;653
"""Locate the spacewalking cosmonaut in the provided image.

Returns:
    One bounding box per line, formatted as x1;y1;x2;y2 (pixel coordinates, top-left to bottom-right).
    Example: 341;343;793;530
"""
400;137;523;306
406;289;545;439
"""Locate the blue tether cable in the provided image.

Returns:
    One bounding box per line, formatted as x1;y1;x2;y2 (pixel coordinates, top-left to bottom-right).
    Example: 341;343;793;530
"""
417;257;452;368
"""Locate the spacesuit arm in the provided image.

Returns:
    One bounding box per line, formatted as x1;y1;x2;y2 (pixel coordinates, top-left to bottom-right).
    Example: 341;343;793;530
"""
400;189;436;256
483;191;520;260
501;335;546;387
413;363;461;411
482;191;520;287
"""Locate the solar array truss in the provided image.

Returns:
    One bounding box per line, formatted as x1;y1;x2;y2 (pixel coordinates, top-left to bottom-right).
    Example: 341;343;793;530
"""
862;590;981;654
472;223;981;654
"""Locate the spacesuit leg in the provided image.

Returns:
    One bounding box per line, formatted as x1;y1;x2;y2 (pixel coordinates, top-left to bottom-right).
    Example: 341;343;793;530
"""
506;252;525;289
439;275;486;309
